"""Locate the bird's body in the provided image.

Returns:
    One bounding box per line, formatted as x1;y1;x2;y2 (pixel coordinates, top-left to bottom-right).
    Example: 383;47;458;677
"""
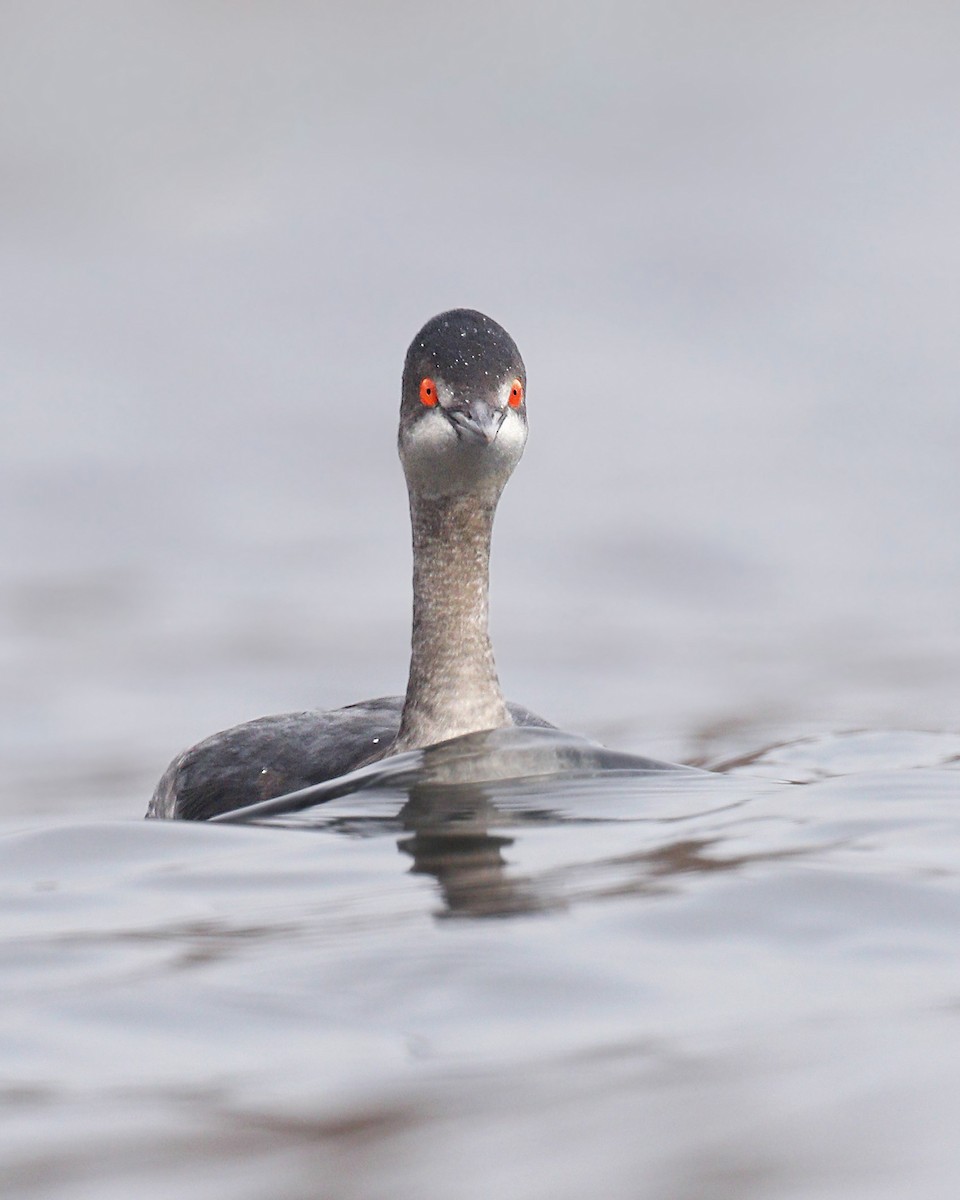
149;309;547;821
148;698;553;821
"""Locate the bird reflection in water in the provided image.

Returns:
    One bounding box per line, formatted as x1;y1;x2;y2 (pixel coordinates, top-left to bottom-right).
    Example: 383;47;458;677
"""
394;781;781;919
397;781;546;919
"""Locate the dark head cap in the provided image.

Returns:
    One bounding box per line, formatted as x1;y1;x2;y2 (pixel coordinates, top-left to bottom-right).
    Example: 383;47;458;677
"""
402;309;525;404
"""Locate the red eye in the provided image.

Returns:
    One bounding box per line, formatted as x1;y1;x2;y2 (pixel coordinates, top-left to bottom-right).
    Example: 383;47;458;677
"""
419;377;438;407
508;379;524;408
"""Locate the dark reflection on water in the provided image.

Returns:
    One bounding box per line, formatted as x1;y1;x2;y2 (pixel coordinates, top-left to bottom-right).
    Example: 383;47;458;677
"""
396;775;534;919
400;808;530;918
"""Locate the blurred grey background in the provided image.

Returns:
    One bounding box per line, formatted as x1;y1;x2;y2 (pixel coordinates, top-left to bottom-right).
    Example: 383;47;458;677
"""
2;1;958;817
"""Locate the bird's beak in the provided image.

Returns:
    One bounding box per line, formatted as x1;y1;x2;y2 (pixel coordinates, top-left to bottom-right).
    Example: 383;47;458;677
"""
448;399;506;445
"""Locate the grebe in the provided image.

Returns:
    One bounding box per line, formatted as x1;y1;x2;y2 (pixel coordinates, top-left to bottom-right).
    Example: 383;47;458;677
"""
149;309;550;820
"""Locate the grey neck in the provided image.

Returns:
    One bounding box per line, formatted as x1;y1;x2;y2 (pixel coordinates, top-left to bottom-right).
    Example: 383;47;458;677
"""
393;490;511;752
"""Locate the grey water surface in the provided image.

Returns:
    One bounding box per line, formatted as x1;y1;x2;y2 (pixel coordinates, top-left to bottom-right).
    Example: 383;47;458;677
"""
3;3;960;1198
5;729;960;1199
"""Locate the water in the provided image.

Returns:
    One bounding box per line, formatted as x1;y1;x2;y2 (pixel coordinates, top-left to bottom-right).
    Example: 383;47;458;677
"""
4;729;960;1198
3;2;960;1196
